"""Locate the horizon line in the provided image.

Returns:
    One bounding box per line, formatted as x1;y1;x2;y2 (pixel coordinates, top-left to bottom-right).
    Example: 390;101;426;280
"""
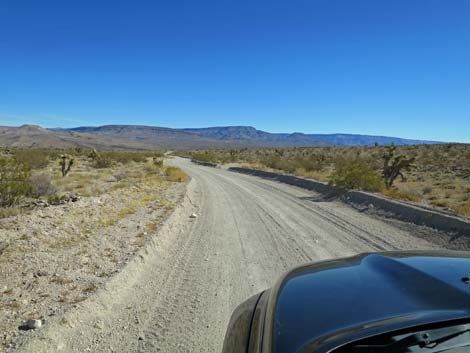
0;122;455;143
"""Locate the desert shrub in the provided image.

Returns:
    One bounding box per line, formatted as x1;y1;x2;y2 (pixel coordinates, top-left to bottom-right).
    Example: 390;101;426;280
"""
165;167;188;182
47;194;67;205
89;151;154;166
330;158;384;192
104;151;147;164
114;171;130;181
293;157;324;172
0;157;32;207
92;156;113;169
422;186;433;194
262;156;296;173
30;173;57;197
191;151;217;163
12;149;50;170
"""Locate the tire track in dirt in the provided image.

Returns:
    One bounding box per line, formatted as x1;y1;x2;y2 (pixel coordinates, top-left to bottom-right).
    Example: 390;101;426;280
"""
16;158;441;353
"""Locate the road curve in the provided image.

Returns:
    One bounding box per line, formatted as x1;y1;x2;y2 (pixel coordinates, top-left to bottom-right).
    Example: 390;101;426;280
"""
18;157;441;353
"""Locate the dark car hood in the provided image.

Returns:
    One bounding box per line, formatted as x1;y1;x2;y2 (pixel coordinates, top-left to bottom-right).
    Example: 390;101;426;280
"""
269;251;470;353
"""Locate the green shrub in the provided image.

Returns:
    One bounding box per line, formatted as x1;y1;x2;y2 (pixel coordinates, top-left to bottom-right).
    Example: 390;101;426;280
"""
92;156;113;169
293;157;324;172
192;152;217;163
0;157;32;207
422;186;433;194
262;156;296;173
12;149;50;170
330;158;384;192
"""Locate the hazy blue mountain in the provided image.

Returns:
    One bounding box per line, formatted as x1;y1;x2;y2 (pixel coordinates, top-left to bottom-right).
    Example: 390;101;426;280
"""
0;124;443;149
179;126;441;146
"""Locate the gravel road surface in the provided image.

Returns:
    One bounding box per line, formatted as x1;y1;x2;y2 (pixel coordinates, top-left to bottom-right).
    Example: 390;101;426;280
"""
17;157;441;353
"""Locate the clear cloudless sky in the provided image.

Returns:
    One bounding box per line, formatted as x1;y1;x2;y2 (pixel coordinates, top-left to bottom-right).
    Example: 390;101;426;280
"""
1;0;469;142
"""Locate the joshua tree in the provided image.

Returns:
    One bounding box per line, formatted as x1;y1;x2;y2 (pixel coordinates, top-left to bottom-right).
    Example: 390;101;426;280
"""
382;145;415;188
59;154;74;177
152;156;163;168
87;149;99;160
229;149;239;162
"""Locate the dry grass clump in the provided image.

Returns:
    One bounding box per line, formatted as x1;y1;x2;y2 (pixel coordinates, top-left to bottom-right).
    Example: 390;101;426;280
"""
29;173;56;197
165;167;188;182
382;188;422;203
82;283;98;294
455;203;470;216
0;207;23;218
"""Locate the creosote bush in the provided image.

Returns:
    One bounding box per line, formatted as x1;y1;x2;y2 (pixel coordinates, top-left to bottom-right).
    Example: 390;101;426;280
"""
330;158;384;192
0;157;32;207
262;156;296;173
191;151;217;163
13;149;50;170
92;156;113;169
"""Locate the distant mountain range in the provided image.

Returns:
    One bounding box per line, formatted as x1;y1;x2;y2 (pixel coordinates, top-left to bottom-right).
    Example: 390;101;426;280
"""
0;124;443;150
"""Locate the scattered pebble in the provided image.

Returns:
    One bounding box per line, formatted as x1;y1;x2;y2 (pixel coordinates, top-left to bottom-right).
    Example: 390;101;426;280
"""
190;213;197;218
94;321;104;330
26;319;42;330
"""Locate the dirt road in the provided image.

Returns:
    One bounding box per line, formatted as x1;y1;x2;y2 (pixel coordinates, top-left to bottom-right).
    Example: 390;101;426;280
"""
17;157;441;353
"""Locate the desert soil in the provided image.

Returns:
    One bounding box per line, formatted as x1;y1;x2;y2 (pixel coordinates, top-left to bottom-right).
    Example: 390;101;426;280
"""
7;157;456;353
0;176;185;351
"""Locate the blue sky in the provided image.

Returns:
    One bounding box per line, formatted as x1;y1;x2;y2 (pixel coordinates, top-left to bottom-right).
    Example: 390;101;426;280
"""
1;0;469;142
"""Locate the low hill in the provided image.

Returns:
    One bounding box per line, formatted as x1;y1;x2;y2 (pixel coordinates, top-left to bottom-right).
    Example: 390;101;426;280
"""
0;125;152;150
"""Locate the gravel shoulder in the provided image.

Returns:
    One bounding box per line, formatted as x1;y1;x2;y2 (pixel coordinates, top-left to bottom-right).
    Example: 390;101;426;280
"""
10;157;447;353
1;176;185;351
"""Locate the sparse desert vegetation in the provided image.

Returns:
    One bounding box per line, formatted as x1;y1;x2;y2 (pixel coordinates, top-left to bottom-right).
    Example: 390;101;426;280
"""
0;148;183;217
187;143;470;217
0;148;187;349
